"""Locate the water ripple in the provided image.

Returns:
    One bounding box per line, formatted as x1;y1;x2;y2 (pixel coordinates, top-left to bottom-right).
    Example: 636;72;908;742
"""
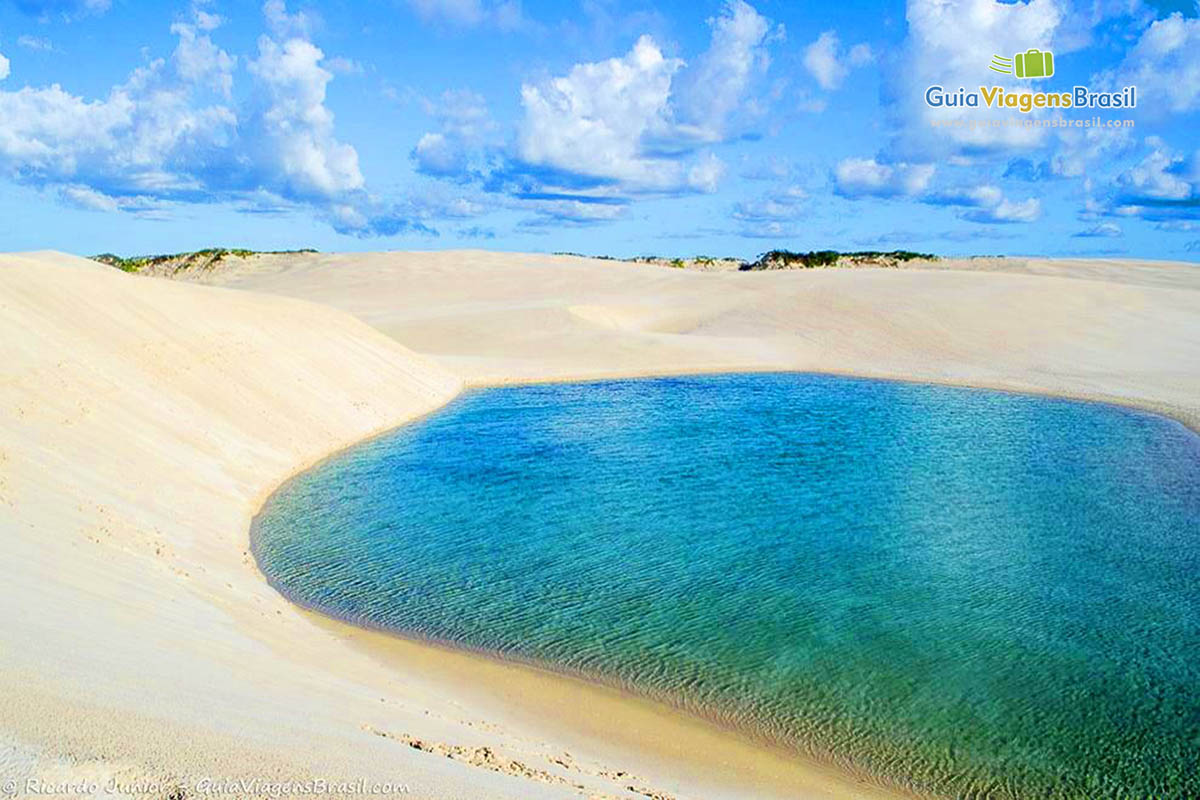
254;374;1200;799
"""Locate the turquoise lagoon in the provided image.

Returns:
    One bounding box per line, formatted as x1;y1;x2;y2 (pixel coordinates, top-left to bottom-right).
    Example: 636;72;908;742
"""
252;374;1200;798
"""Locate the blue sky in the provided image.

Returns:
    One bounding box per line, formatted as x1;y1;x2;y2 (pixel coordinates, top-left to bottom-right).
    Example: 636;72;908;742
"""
0;0;1197;259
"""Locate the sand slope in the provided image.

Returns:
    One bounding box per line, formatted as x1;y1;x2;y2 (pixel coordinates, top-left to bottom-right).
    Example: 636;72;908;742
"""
195;250;1200;428
0;252;576;799
2;249;1198;800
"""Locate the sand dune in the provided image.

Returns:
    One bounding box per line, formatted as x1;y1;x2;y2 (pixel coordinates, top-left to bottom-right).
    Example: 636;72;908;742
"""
191;249;1200;427
2;249;1197;799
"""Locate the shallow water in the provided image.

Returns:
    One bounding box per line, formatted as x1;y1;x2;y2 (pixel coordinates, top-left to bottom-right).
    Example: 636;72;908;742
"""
253;374;1200;799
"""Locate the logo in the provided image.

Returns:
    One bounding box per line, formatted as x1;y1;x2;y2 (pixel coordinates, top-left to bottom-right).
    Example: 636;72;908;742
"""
924;47;1135;114
990;49;1055;79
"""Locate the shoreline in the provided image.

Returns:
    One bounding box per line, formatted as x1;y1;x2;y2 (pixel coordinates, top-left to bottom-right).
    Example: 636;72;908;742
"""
461;368;1200;434
5;250;1199;800
246;369;1200;800
302;609;922;800
245;371;926;800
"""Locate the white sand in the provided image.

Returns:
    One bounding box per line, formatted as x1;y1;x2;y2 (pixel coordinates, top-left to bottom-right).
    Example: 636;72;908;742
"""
194;250;1200;427
2;249;1198;800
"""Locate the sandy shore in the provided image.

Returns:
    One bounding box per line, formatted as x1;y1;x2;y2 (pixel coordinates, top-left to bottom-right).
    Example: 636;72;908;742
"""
2;249;1197;799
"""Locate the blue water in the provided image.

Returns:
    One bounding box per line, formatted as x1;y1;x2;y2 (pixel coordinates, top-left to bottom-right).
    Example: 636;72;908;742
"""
252;374;1200;799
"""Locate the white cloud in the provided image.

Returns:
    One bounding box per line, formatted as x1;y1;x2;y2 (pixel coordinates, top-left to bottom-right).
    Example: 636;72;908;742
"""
1074;222;1122;237
0;0;422;237
513;1;774;196
325;56;363;75
412;89;496;177
1049;124;1136;178
961;196;1040;223
921;182;1041;223
1155;220;1200;232
833;158;934;198
804;32;844;91
848;43;874;67
673;0;775;141
516;197;627;226
17;35;55;52
0;53;8;82
246;36;363;198
733;184;807;221
263;0;317;38
59;184;119;211
194;9;223;31
1102;13;1200;113
1106;138;1199;223
170;13;236;98
426;88;494;141
1116;138;1194;201
686;151;726;193
413;132;463;176
802;31;871;91
56;184;157;213
516;35;685;190
0;46;236;195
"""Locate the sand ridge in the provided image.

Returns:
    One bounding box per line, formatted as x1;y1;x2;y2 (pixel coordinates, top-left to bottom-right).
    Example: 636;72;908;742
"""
1;249;1198;799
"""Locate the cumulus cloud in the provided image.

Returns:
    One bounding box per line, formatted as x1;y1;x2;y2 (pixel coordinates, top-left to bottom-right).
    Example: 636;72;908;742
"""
412;89;496;178
924;184;1005;208
516;35;692;191
672;0;776;142
1116;139;1193;201
404;0;776;228
0;52;8;81
514;196;627;227
1100;137;1200;223
0;44;237;198
0;0;425;237
960;196;1041;223
263;0;317;38
833;158;934;198
511;1;775;199
1101;12;1200;113
170;13;236;98
834;156;1040;225
922;182;1041;223
732;184;807;221
802;31;872;91
246;36;363;198
1047;125;1137;179
412;133;462;177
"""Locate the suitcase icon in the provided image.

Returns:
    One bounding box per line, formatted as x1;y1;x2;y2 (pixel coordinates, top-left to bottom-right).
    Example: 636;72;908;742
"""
1014;49;1054;79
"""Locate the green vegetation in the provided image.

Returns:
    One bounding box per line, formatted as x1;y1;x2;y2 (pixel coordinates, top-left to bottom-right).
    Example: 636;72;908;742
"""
740;249;937;271
552;251;617;260
92;247;318;274
556;249;938;270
